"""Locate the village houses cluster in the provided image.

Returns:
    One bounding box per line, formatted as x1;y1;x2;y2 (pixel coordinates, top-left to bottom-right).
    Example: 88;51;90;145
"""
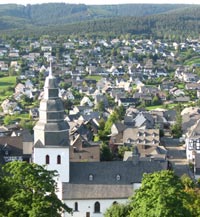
0;35;200;216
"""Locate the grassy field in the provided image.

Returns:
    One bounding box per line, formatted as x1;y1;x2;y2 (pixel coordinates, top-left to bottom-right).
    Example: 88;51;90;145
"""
85;75;102;81
0;76;16;101
0;76;16;89
184;57;200;66
146;103;178;111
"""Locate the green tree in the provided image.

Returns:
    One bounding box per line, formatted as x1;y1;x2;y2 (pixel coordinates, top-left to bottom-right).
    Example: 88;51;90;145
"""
152;95;162;106
104;202;131;217
170;103;182;138
0;161;72;217
129;170;191;217
118;145;131;159
100;143;112;161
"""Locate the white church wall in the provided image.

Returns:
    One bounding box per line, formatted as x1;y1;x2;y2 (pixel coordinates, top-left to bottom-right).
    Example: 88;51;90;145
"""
64;198;128;217
33;147;69;182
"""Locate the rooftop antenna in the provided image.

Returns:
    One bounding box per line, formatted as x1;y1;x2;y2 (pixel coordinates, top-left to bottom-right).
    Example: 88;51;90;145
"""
49;57;53;77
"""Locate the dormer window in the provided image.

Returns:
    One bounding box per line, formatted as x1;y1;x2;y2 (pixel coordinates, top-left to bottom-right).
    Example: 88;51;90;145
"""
89;174;94;181
127;138;131;143
116;174;121;181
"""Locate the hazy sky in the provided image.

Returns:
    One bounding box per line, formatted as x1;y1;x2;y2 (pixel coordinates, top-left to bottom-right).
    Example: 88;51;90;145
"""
0;0;199;5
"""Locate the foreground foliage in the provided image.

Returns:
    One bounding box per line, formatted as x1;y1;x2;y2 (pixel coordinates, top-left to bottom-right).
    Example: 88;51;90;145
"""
0;161;72;217
105;170;200;217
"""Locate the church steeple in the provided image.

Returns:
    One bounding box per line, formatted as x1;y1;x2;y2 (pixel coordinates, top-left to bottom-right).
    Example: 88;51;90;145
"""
33;60;70;183
34;60;69;147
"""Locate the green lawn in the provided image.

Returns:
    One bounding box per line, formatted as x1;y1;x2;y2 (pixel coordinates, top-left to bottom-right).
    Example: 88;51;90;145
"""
0;76;16;90
146;103;178;111
184;57;200;66
0;76;16;102
177;83;185;89
85;75;102;81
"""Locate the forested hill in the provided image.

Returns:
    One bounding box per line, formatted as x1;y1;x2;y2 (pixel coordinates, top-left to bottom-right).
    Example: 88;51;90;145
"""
0;3;199;38
0;3;194;29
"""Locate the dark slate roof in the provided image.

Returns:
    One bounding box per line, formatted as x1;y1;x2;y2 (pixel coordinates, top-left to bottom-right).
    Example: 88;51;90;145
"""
69;160;167;185
0;136;23;156
62;184;133;200
62;160;167;199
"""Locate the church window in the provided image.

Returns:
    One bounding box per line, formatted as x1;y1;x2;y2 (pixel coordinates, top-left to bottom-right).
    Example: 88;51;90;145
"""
74;202;78;211
94;201;100;213
46;155;50;164
89;174;93;181
57;155;61;164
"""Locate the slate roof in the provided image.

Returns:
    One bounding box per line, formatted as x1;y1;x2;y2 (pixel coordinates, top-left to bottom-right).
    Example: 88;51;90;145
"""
69;160;167;185
0;136;23;156
62;160;167;199
62;184;133;200
134;112;154;129
123;128;160;146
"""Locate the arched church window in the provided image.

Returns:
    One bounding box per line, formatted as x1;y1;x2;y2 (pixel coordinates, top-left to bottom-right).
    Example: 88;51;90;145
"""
57;155;61;164
74;202;78;211
46;155;50;164
94;201;100;213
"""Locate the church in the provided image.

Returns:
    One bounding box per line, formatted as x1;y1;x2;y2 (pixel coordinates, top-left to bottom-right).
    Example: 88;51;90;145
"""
33;63;168;217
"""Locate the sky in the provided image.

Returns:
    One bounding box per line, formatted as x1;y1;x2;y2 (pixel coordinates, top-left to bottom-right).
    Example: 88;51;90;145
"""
0;0;199;5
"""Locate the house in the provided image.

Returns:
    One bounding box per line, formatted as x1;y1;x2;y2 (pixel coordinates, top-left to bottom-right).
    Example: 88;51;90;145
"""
80;96;93;107
123;128;160;146
33;66;168;217
123;144;167;161
109;122;126;150
118;98;139;107
185;119;200;161
29;108;39;119
1;99;22;115
133;112;155;129
182;107;200;135
0;129;33;163
70;134;100;162
174;96;190;103
15;83;25;94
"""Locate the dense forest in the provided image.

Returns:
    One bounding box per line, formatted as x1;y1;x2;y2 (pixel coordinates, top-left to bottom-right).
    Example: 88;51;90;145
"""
0;3;199;38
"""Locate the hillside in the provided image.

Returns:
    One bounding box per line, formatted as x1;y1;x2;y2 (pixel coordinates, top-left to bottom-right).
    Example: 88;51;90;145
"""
0;3;199;38
0;3;192;28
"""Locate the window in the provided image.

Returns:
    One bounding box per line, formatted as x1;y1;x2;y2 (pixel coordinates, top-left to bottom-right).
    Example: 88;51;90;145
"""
57;155;61;164
116;174;121;181
74;202;78;211
89;174;93;181
189;140;194;150
94;201;100;213
45;155;50;164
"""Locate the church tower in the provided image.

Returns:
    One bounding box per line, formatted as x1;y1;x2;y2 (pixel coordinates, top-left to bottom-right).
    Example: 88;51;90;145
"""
33;61;70;182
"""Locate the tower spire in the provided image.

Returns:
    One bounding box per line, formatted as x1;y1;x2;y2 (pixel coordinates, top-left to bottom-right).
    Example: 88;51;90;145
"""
49;57;53;77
